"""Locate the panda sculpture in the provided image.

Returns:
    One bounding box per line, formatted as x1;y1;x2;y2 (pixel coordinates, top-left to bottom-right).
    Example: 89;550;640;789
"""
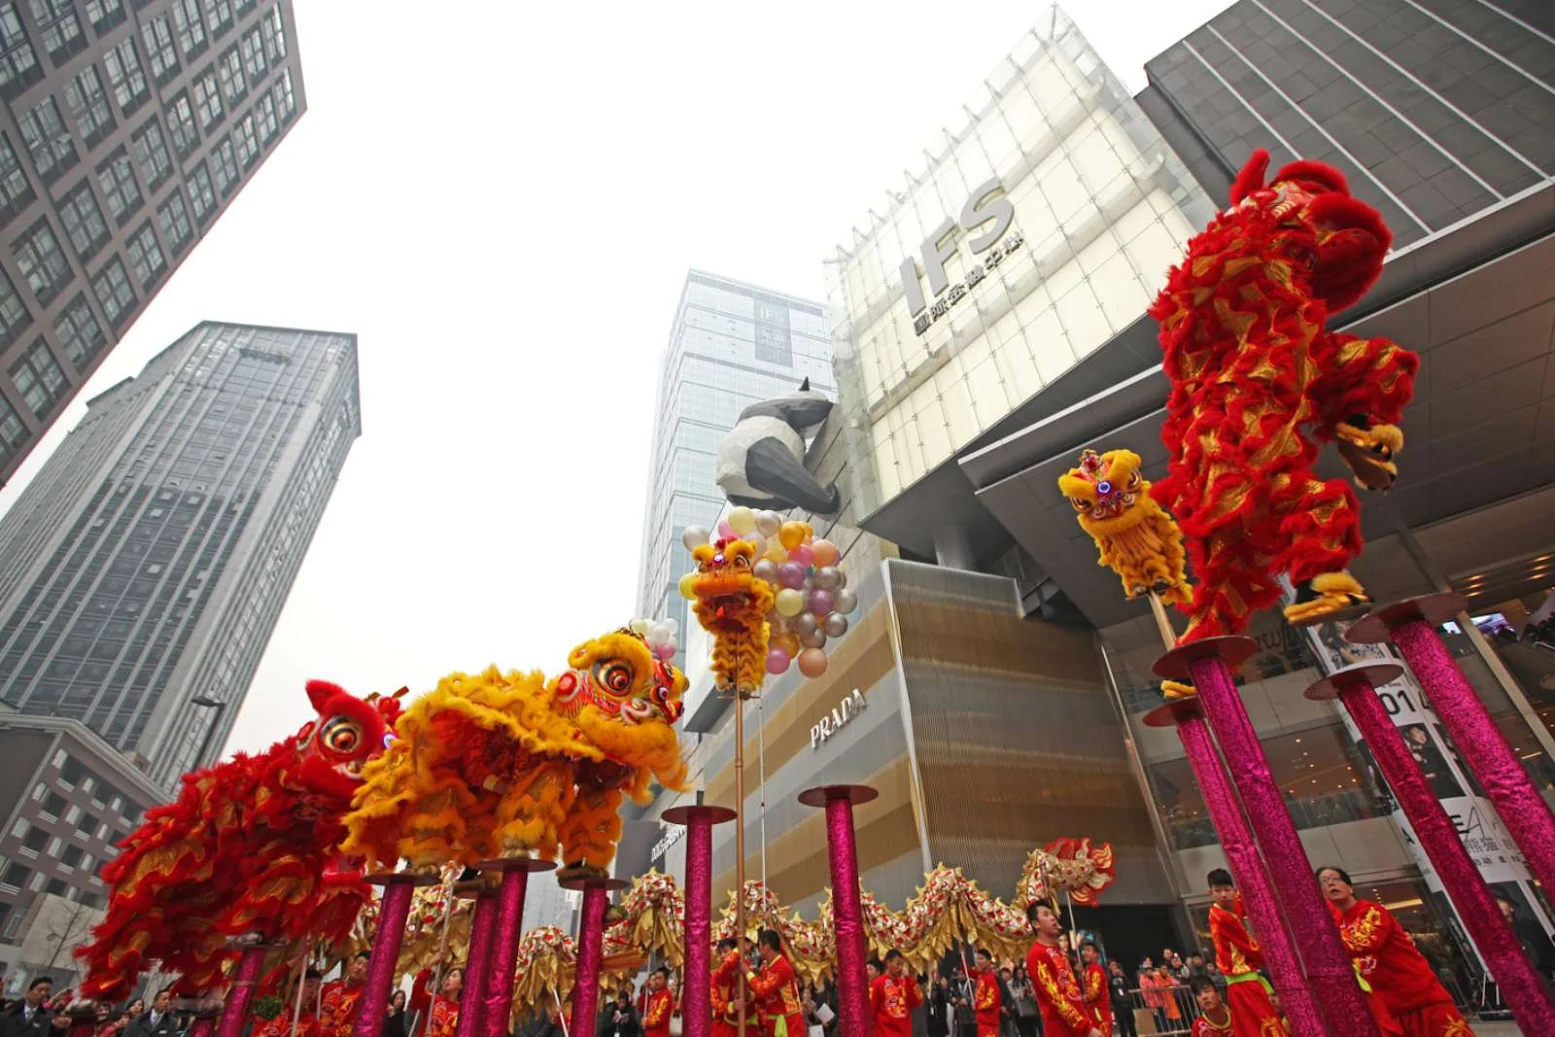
714;379;841;515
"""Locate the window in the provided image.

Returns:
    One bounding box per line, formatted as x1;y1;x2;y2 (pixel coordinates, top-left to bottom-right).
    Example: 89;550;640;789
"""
261;4;285;62
210;136;237;195
0;392;26;465
240;27;265;82
95;147;142;224
65;64;116;149
0;268;28;347
172;0;205;58
217;46;244;105
157;191;192;255
140;14;178;84
104;38;149;114
126;221;164;288
186;160;214;222
20;828;44;854
45;878;67;896
41;791;66;818
0;131;33;221
20;97;78;183
255;93;277;143
84;0;125;34
12;219;72;305
192;66;222;130
0;4;41;99
202;0;230;37
60;845;83;868
57;180;109;260
167;91;199;160
273;68;295;122
91;256;135;327
77;813;97;836
55;293;106;368
234;113;257;168
1;862;31;890
28;0;84;64
131;119;172;192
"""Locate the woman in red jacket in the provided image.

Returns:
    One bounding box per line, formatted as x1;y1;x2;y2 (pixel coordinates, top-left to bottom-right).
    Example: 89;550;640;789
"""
1317;867;1473;1037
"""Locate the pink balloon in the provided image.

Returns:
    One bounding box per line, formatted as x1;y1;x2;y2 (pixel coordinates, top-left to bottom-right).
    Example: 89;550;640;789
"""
788;544;813;568
766;648;791;675
797;648;828;679
778;562;807;589
717;519;736;539
656;643;676;660
809;589;834;616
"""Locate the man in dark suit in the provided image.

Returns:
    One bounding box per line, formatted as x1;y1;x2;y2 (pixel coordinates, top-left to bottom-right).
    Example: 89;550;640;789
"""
0;978;55;1037
127;990;179;1037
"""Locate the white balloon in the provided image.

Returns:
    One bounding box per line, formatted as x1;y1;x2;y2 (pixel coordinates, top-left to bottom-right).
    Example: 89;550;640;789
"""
755;511;782;537
682;526;710;550
662;618;679;634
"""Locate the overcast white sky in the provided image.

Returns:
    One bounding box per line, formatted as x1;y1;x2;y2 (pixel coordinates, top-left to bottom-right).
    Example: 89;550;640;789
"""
0;0;1232;757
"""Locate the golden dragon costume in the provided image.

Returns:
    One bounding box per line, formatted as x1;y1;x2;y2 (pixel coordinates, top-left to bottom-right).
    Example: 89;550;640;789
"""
1151;149;1417;640
342;626;688;875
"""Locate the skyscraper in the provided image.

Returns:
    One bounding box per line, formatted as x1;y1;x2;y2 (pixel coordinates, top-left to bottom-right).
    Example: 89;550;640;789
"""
0;321;359;789
634;270;833;639
0;0;306;486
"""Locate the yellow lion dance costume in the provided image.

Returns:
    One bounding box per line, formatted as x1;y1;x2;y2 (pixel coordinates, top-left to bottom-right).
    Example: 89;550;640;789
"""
342;626;689;875
1059;449;1191;607
689;538;775;694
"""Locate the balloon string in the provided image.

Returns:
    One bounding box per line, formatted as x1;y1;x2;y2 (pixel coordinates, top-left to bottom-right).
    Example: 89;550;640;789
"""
758;692;767;889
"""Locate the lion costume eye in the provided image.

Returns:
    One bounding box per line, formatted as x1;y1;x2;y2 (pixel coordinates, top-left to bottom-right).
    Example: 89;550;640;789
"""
732;554;750;569
321;717;361;755
593;661;634;698
297;722;316;748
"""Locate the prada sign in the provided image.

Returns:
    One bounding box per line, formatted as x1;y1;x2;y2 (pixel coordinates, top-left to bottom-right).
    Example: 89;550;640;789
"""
810;688;868;750
899;178;1022;336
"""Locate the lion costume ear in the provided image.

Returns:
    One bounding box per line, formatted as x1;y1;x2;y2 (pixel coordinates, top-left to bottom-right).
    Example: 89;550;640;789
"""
1229;149;1270;206
306;679;345;714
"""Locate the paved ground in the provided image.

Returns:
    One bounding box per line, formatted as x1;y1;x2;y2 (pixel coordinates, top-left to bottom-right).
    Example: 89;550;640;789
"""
1472;1022;1525;1036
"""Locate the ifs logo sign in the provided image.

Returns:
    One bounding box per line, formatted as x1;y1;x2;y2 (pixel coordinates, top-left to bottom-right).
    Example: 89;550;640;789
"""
899;178;1024;336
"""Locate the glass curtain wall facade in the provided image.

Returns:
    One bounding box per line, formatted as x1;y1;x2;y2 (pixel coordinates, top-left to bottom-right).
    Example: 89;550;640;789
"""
0;322;360;790
634;271;832;640
0;0;306;485
824;5;1212;516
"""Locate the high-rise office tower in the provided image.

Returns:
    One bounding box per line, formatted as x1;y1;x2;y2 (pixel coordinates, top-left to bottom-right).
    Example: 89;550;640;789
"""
634;271;833;640
0;0;306;485
0;321;359;789
1137;0;1554;244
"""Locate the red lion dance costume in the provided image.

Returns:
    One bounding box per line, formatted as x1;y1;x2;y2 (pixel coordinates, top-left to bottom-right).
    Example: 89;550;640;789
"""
1151;149;1418;641
76;681;404;1002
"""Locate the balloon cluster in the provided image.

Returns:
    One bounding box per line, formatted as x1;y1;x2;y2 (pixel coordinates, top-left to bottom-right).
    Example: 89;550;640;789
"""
626;615;679;662
679;506;858;679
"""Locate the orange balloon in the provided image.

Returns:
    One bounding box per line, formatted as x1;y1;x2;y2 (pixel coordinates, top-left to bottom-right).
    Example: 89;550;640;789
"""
773;633;800;657
811;539;840;567
797;648;828;678
779;521;809;550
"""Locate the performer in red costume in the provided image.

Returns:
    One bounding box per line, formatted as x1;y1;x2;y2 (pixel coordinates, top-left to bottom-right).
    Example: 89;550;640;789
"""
1190;977;1235;1037
1206;869;1289;1037
745;930;804;1037
1078;943;1111;1037
410;967;462;1037
1319;867;1475;1037
870;950;922;1037
643;969;674;1037
711;939;741;1037
972;949;1001;1037
255;970;323;1037
319;953;371;1037
1023;905;1102;1037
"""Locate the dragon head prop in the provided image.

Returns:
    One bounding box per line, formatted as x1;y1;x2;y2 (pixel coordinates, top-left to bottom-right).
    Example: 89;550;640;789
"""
557;628;689;797
294;680;405;800
1013;837;1117;911
1230;148;1391;312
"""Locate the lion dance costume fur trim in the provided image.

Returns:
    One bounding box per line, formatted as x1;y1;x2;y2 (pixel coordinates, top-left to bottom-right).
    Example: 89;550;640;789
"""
341;626;688;875
1059;449;1190;607
76;682;404;1003
689;537;775;694
1151;149;1417;641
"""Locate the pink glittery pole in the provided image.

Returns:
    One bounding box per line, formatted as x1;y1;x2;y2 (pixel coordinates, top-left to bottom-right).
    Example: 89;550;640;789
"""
683;817;714;1037
1333;672;1555;1031
215;945;268;1037
1175;709;1331;1037
456;894;498;1037
1390;619;1555;896
1188;653;1380;1037
568;885;609;1037
188;1016;216;1037
824;792;874;1037
353;880;417;1037
481;868;531;1037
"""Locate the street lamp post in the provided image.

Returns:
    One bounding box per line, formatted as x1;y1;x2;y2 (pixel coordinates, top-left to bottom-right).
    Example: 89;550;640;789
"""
190;696;227;771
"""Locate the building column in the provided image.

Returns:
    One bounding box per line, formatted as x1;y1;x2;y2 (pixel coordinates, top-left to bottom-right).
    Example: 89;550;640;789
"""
932;525;976;570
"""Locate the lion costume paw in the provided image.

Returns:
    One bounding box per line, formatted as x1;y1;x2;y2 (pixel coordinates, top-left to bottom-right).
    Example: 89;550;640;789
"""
1336;420;1403;491
1283;572;1370;627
